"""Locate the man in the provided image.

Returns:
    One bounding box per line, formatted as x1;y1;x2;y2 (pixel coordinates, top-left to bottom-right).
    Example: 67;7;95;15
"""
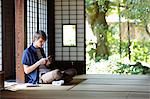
22;30;76;84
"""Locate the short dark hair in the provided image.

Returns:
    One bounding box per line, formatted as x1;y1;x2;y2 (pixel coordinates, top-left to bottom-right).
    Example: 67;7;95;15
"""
34;30;47;41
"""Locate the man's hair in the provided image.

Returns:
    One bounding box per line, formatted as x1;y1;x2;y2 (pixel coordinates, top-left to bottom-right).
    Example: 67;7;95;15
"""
33;30;47;41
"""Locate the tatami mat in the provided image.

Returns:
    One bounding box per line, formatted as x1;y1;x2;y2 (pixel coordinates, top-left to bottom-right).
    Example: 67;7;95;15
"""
1;74;150;99
2;90;150;99
71;84;150;92
72;74;150;92
4;79;85;91
79;79;150;86
74;74;150;80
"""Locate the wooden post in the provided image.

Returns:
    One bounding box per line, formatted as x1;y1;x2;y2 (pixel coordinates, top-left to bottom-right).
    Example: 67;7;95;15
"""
2;0;15;79
15;0;25;83
0;71;4;90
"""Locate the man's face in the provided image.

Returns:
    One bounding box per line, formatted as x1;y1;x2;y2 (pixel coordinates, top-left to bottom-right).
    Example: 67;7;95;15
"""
35;38;45;48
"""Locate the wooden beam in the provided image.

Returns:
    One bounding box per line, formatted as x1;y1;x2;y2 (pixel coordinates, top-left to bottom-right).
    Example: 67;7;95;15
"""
15;0;25;83
47;0;55;56
2;0;15;79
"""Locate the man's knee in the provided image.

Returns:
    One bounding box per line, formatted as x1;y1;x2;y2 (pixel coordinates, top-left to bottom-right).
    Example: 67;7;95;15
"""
52;69;63;80
64;68;77;77
40;69;77;84
41;69;62;83
40;71;54;83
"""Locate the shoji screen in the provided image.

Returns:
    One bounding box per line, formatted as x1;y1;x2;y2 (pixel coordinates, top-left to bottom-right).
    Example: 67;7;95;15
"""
55;0;85;61
27;0;48;56
38;0;48;55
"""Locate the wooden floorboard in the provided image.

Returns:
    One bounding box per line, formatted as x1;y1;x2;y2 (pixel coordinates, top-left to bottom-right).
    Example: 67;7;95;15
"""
0;74;150;99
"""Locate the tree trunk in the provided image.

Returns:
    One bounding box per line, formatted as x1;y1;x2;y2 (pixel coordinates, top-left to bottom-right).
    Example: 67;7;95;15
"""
90;1;109;59
95;12;109;59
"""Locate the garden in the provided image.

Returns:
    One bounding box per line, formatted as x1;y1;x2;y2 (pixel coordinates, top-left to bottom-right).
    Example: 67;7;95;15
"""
86;0;150;75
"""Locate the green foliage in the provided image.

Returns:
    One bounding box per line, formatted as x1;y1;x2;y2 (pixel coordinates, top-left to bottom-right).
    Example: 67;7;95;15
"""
94;24;108;36
121;0;150;32
87;43;109;62
130;40;150;63
113;62;131;74
113;62;150;74
86;0;150;75
107;23;129;57
88;48;96;60
86;0;110;60
87;25;150;74
122;0;150;19
107;23;120;55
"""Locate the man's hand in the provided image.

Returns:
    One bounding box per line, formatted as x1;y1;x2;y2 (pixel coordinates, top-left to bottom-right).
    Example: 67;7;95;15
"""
24;57;48;74
37;58;48;65
45;55;53;66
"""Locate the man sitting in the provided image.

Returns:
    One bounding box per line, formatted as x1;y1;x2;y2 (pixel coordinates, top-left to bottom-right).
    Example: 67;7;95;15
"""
22;30;77;84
